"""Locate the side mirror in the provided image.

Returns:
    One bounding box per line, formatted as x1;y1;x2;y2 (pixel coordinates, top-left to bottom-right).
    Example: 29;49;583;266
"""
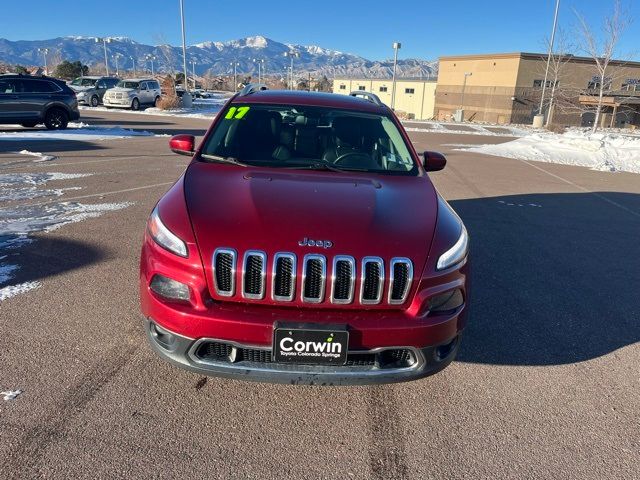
423;151;447;171
169;134;195;156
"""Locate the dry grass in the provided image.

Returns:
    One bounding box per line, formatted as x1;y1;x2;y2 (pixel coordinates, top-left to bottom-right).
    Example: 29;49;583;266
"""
546;124;567;134
156;94;181;110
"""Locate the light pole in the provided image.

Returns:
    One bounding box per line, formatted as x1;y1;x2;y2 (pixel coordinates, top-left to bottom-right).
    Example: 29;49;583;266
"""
230;61;239;91
146;54;156;76
391;42;401;110
112;54;118;76
459;72;473;120
130;56;136;76
191;59;197;89
284;51;299;90
538;0;561;121
179;0;190;104
95;37;112;76
37;48;49;75
253;58;264;83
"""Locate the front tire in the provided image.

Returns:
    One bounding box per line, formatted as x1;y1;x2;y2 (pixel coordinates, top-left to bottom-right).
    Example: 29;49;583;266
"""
131;98;140;111
44;108;69;130
90;95;99;107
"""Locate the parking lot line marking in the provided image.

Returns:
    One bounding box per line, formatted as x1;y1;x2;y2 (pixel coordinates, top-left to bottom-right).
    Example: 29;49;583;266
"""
518;159;640;220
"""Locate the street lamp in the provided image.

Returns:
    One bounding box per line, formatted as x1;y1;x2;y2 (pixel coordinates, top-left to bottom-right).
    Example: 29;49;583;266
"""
537;0;561;125
459;72;473;121
95;37;113;76
284;50;300;90
253;58;264;84
178;0;191;109
37;48;49;75
112;53;123;76
190;59;197;89
230;61;239;91
130;56;136;76
146;54;157;76
391;42;401;110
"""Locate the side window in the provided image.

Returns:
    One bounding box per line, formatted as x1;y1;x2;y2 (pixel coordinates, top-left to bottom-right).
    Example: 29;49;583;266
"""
152;81;160;90
96;80;107;89
22;80;58;93
107;79;118;88
0;79;16;93
140;82;148;90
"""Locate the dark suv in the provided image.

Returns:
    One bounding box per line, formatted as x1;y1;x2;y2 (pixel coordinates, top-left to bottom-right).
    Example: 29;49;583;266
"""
0;74;80;129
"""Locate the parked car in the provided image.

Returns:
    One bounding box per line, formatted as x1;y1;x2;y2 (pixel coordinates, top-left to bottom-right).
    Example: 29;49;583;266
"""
103;78;161;110
69;76;119;107
140;86;470;385
0;74;80;129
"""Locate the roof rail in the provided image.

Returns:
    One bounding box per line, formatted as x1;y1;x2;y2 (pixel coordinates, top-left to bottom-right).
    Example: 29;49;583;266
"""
238;83;268;96
349;91;384;107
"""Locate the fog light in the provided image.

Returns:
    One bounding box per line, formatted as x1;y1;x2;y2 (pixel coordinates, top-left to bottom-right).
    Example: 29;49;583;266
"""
428;289;463;313
150;274;190;301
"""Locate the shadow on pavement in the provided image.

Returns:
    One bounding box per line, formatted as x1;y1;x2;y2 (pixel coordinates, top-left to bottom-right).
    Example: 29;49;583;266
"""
451;192;640;366
0;139;107;155
1;236;106;288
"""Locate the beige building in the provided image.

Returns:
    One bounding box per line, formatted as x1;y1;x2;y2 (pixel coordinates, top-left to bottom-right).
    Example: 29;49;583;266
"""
436;52;640;127
333;78;437;120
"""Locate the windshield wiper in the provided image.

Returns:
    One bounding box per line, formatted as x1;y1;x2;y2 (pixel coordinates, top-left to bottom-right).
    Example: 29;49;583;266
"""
200;154;247;166
286;162;367;173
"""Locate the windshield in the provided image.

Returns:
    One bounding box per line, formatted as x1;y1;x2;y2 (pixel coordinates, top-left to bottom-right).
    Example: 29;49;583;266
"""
71;78;97;86
116;81;139;89
200;104;418;174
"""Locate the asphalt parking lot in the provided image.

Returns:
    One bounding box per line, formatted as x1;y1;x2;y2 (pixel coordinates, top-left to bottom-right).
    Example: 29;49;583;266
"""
1;110;638;479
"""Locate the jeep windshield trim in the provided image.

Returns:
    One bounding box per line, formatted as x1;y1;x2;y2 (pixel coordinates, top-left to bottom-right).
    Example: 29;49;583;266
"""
200;104;419;175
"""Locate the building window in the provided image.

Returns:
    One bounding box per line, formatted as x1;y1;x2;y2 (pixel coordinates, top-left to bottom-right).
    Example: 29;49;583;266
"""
405;88;415;94
358;86;366;91
622;79;640;91
533;79;557;88
379;86;388;92
339;84;346;90
588;76;611;90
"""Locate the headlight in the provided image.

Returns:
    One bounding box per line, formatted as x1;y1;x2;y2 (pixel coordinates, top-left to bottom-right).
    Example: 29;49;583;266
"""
436;224;468;270
148;207;188;257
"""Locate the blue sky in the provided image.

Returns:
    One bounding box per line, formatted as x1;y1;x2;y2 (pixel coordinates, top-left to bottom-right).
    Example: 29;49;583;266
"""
1;0;637;59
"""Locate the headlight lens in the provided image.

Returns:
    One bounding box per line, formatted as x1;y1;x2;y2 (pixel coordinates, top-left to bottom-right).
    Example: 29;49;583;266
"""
436;224;468;270
148;207;188;257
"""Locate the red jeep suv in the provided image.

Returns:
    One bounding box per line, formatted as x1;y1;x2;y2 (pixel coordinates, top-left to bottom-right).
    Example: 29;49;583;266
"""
140;86;469;385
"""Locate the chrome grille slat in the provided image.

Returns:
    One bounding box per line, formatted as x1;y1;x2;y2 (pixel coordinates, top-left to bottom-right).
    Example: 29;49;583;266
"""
389;258;413;304
360;257;384;304
302;254;326;303
330;255;355;304
272;253;296;302
242;250;266;300
212;248;237;297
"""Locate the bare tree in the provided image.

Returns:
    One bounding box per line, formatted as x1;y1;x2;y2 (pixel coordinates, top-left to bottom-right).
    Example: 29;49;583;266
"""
574;0;630;132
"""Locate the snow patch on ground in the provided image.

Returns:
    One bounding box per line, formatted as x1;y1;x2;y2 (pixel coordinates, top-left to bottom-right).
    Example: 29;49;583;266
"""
17;150;57;162
0;173;91;202
404;122;530;137
458;131;640;174
0;282;40;301
0;123;156;141
1;388;23;401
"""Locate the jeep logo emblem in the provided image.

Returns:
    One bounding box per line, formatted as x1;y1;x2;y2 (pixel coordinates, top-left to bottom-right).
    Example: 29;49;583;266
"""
298;237;333;249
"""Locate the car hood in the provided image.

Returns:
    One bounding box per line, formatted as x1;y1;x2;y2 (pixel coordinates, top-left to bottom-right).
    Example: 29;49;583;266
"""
107;87;135;93
70;85;94;92
184;162;438;298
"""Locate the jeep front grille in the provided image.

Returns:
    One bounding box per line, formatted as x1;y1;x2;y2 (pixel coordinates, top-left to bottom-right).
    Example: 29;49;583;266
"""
211;249;413;306
213;248;236;297
302;254;326;303
389;258;414;304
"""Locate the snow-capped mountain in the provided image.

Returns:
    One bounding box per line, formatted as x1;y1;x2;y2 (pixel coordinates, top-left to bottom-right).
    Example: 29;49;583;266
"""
0;35;437;78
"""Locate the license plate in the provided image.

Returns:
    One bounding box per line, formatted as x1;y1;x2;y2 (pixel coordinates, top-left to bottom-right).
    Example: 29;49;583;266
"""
273;324;349;365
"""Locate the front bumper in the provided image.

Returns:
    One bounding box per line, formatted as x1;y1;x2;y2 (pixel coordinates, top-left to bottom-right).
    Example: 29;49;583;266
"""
145;318;461;385
103;97;132;107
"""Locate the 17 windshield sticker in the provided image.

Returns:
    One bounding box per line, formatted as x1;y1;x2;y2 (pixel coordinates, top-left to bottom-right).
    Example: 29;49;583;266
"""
224;106;250;120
